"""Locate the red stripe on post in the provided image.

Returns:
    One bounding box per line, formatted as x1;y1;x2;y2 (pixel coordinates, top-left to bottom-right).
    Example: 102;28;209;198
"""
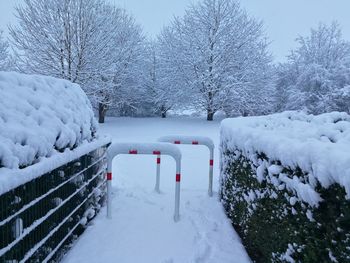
192;141;199;145
153;150;161;155
210;159;214;166
176;173;181;182
157;157;161;164
107;172;112;181
129;150;138;154
174;140;181;144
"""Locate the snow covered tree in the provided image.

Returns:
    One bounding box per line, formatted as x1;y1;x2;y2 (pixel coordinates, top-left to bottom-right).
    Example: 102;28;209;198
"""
0;30;9;70
158;0;273;120
10;0;110;82
137;41;178;118
85;8;144;122
9;0;144;123
276;22;350;114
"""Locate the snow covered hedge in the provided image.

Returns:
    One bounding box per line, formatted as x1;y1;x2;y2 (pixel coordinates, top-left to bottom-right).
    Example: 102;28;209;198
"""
0;72;98;170
0;72;111;261
220;112;350;263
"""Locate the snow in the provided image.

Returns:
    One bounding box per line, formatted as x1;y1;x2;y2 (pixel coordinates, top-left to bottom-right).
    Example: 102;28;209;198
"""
0;72;98;169
221;111;350;205
62;117;250;263
0;71;109;195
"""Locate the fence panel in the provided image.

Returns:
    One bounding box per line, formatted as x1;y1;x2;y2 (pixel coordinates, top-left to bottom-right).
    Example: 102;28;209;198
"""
0;144;109;263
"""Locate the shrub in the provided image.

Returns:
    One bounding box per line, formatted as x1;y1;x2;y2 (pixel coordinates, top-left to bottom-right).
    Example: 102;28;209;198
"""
220;111;350;262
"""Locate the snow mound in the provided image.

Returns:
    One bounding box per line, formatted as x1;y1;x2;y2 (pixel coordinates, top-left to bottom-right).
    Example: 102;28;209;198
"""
0;72;98;170
221;111;350;199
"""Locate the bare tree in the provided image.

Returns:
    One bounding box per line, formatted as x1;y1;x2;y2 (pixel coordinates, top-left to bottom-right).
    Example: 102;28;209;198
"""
158;0;272;120
0;30;9;70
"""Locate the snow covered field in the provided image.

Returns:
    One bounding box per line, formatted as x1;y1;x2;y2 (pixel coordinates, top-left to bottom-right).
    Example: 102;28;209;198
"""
62;117;250;263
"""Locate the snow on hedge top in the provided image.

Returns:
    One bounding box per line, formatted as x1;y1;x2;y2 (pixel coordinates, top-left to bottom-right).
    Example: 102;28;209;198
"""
221;111;350;198
0;72;98;170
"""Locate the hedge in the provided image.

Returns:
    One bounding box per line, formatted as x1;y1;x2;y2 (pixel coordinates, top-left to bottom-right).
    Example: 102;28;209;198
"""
220;112;350;263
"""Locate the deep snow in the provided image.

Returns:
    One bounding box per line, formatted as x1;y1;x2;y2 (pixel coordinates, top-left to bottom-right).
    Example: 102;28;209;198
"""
62;117;250;263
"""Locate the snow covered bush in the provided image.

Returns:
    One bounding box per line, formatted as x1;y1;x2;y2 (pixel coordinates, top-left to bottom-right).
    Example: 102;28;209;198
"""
0;72;98;170
220;111;350;263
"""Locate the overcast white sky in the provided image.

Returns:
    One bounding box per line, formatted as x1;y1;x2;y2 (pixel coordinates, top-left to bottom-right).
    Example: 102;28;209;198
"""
1;0;350;62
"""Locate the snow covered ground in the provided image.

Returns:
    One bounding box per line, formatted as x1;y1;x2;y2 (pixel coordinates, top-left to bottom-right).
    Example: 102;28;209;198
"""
62;117;250;263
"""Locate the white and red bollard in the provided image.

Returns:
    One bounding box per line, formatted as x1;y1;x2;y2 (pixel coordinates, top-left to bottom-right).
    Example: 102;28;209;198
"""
107;142;182;222
106;171;112;219
158;136;215;197
155;153;161;193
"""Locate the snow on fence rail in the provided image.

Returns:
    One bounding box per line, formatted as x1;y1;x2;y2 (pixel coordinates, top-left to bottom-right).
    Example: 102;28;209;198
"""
107;142;182;222
158;136;215;196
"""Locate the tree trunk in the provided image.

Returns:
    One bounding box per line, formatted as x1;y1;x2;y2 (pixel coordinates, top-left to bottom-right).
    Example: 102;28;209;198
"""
98;103;107;124
242;111;249;117
207;91;215;121
207;110;214;121
160;105;167;118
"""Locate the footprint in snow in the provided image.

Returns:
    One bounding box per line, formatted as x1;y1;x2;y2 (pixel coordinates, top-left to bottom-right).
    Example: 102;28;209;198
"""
193;241;212;263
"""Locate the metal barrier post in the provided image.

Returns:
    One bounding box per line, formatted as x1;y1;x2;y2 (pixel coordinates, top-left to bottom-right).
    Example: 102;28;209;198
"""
158;136;215;197
155;154;161;193
107;143;182;222
209;149;214;197
174;159;181;222
106;171;112;219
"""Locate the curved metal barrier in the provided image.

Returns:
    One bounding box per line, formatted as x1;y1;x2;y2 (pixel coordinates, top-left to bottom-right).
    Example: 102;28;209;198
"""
158;136;215;197
107;142;182;222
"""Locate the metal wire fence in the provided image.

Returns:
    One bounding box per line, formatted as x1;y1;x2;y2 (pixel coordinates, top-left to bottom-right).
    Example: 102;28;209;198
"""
0;144;109;262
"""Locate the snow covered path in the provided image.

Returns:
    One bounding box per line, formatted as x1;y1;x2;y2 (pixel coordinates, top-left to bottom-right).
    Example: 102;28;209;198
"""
62;117;251;263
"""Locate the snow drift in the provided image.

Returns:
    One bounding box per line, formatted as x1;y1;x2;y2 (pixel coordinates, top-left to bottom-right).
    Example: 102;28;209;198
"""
0;72;98;170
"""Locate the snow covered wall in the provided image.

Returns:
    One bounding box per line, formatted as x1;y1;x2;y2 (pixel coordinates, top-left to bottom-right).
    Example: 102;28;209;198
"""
220;111;350;263
0;72;98;170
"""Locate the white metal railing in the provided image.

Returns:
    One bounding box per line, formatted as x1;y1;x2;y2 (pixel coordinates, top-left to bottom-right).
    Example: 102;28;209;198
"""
158;136;215;196
107;142;182;222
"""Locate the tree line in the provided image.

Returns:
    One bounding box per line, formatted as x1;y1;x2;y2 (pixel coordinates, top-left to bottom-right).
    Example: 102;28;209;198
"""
0;0;349;122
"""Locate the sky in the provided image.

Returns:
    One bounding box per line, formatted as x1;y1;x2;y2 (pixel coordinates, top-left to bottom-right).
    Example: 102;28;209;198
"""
1;0;350;62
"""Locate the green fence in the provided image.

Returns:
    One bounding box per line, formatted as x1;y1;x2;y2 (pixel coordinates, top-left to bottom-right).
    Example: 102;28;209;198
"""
0;143;109;262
